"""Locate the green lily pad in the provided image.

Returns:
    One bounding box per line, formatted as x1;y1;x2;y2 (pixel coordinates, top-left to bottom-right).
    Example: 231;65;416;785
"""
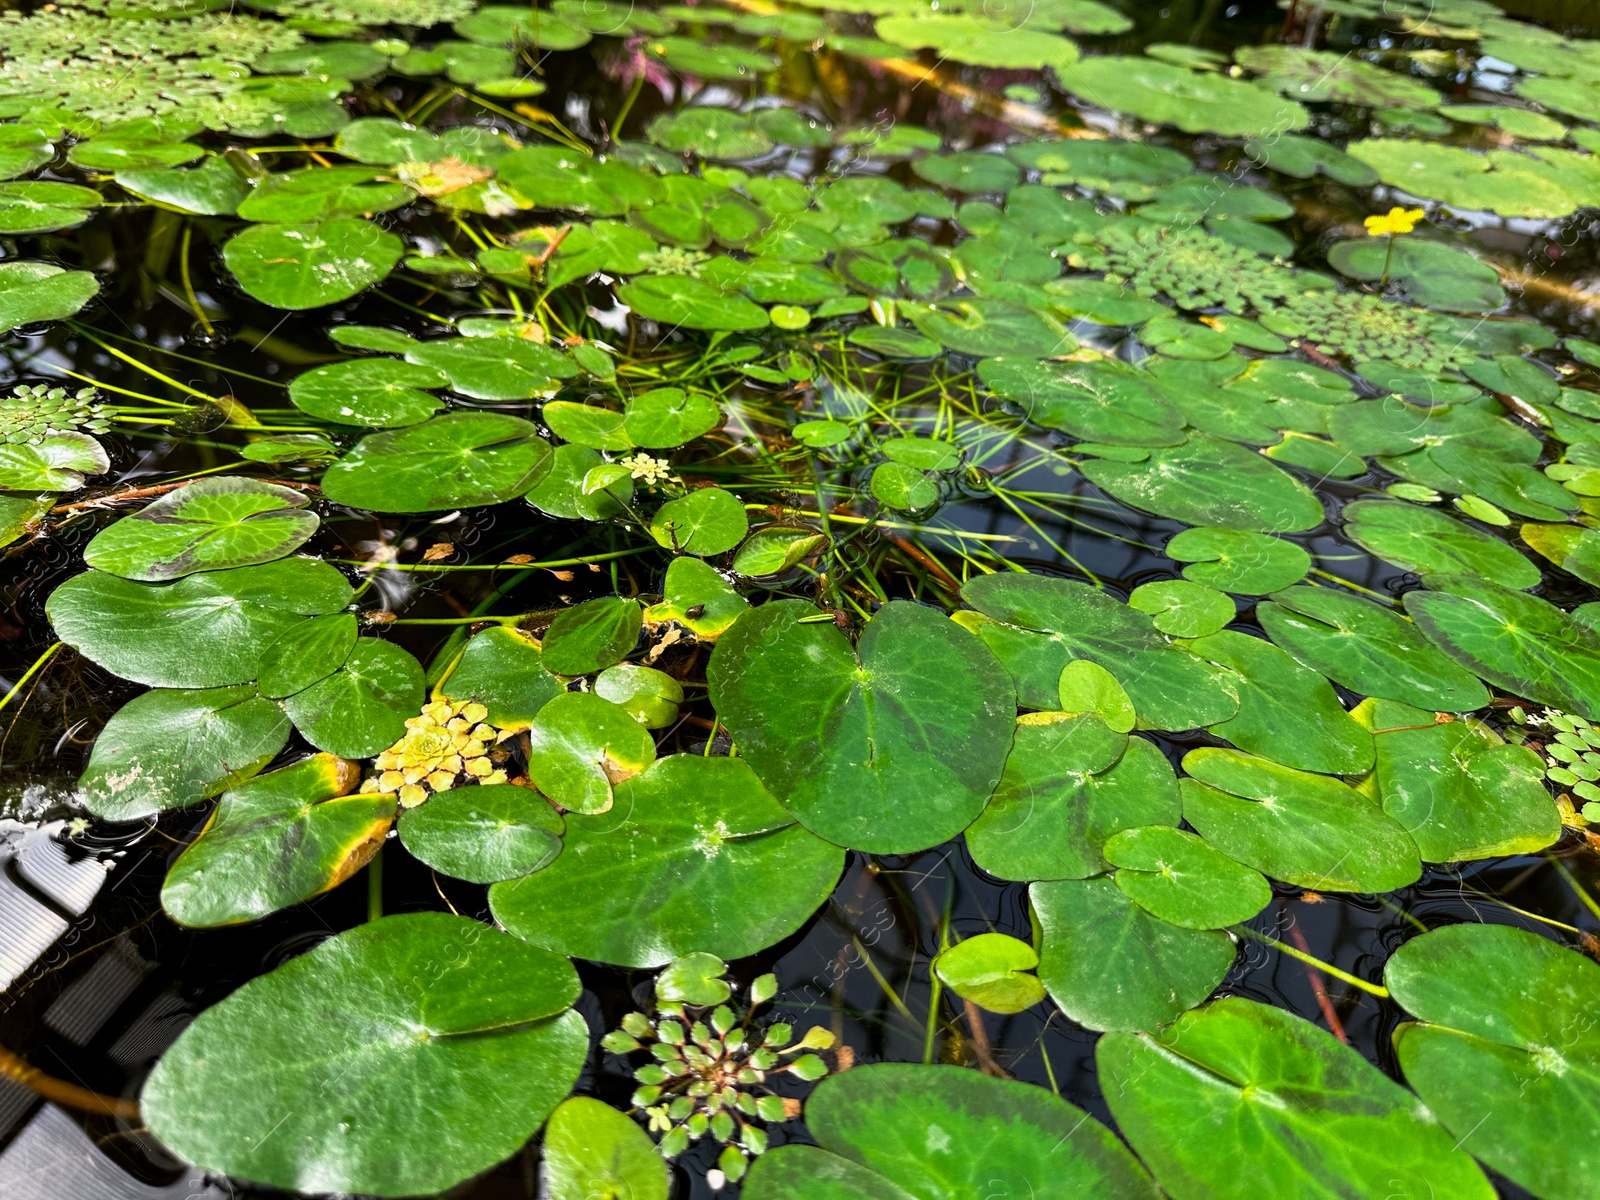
1342;499;1539;587
540;596;641;675
289;358;446;427
1032;876;1234;1032
47;558;353;688
79;685;291;821
542;402;630;451
1099;998;1496;1200
618;275;770;331
490;754;843;967
1244;132;1378;186
876;13;1081;71
964;573;1239;731
1385;924;1600;1200
1405;575;1600;719
1081;434;1325;532
967;720;1179;881
1127;580;1235;638
931;932;1045;1015
979;356;1185;448
744;1063;1159;1200
1522;521;1600;587
642;556;749;640
846;325;942;359
709;600;1014;854
0;181;102;233
656;952;732;1006
1326;238;1505;313
650;486;748;556
542;1097;669;1200
1258;586;1490;712
906;298;1073;358
223;217;403;310
593;664;682;728
406;336;578;401
142;913;586;1197
1104;824;1271;929
1057;660;1136;732
870;461;937;511
1181;747;1421;891
1346;139;1600;219
434;626;563;731
237;165;411;222
0;431;108;491
83;477;319;581
321;413;553;513
731;525;827;577
1234;45;1437;108
1007;138;1192;201
161;754;390;927
525;691;655;814
525;444;634;520
282;638;425;760
1057;56;1308;137
0;261;100;334
1357;697;1559;861
257;612;358;700
1167;527;1310;594
397;783;563;884
623;387;721;449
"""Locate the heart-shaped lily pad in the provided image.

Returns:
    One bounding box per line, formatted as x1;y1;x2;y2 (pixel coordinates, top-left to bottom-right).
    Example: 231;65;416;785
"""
932;932;1046;1014
321;413;554;513
223;217;403;310
0;261;100;334
1103;824;1271;929
288;358;446;426
1342;499;1540;587
1167;527;1310;594
257;612;358;699
0;431;109;491
282;638;425;760
525;691;655;814
398;783;563;884
434;626;563;731
540;596;641;676
542;1097;669;1200
650;486;749;556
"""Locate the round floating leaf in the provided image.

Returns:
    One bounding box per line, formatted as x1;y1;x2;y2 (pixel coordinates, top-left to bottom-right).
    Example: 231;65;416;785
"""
321;413;554;513
967;728;1179;882
1234;45;1437;108
0;261;99;333
1057;660;1135;732
283;639;425;760
79;686;291;821
642;557;749;641
979;357;1185;448
963;573;1239;731
257;612;358;700
875;14;1082;71
1099;998;1496;1200
47;558;354;688
542;1097;669;1200
1104;824;1271;929
490;755;843;967
1186;630;1374;774
1326;237;1505;313
525;691;655;814
142;913;586;1198
618;275;769;331
435;626;563;731
912;152;1023;193
1342;500;1539;587
593;664;682;728
656;953;732;1007
1058;56;1308;136
931;932;1045;1014
1258;586;1489;712
0;181;102;234
1127;580;1234;638
847;325;942;358
116;156;252;216
709;600;1015;854
624;387;721;448
406;337;578;401
236;165;410;223
83;477;319;580
1405;575;1600;719
1244;132;1378;187
1033;876;1234;1032
1357;697;1559;861
289;358;446;427
1167;527;1310;595
1081;434;1325;532
0;431;108;491
525;444;634;520
744;1063;1158;1200
906;298;1073;358
161;754;388;927
731;525;827;577
1385;924;1600;1200
650;486;749;556
223;217;404;310
1181;747;1421;892
1522;521;1600;588
870;461;937;510
398;783;563;884
540;596;642;675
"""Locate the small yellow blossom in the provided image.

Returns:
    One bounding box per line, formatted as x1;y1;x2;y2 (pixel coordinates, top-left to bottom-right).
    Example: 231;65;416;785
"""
620;453;679;487
395;157;493;198
1364;206;1425;237
359;698;511;808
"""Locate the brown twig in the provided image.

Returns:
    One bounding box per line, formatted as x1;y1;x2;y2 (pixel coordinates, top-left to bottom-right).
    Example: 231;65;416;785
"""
961;999;1009;1077
1283;905;1348;1045
50;478;320;515
0;1044;139;1119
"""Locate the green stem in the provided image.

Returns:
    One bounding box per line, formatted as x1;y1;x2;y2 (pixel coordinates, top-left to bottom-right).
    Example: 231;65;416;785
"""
1380;233;1395;286
0;643;61;719
178;222;214;337
1233;925;1389;997
611;72;646;140
1549;854;1600;923
851;936;918;1023
922;888;953;1065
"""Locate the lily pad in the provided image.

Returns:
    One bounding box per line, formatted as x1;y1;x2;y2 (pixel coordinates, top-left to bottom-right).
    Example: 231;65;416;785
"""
407;337;578;401
1385;923;1600;1200
79;686;291;821
542;1097;669;1200
1167;527;1310;594
490;755;842;967
649;486;749;556
643;557;749;640
257;613;358;700
1235;45;1437;108
1104;824;1271;929
709;600;1014;854
618;275;769;332
1099;997;1496;1200
1057;56;1308;137
83;477;319;580
398;783;563;884
593;664;682;728
0;180;102;233
1326;238;1505;313
321;413;553;513
223;217;403;310
0;432;108;491
435;626;563;731
1127;580;1235;638
540;596;641;675
47;558;353;689
1181;747;1421;892
288;358;446;427
161;754;390;927
0;261;100;334
237;165;410;223
142;913;587;1197
1032;876;1234;1032
932;932;1045;1014
525;691;655;814
282;639;425;760
1342;500;1539;587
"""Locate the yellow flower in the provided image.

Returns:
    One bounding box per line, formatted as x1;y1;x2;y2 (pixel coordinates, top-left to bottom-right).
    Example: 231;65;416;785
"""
395;157;493;198
358;698;511;807
1364;207;1425;237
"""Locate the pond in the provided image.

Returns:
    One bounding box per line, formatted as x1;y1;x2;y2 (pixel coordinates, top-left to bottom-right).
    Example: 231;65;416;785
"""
3;0;1600;1195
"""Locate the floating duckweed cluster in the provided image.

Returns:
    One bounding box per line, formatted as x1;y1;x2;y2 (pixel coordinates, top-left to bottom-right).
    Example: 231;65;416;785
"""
1267;289;1478;371
1088;222;1304;313
1512;706;1600;821
0;386;109;445
359;698;511;807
